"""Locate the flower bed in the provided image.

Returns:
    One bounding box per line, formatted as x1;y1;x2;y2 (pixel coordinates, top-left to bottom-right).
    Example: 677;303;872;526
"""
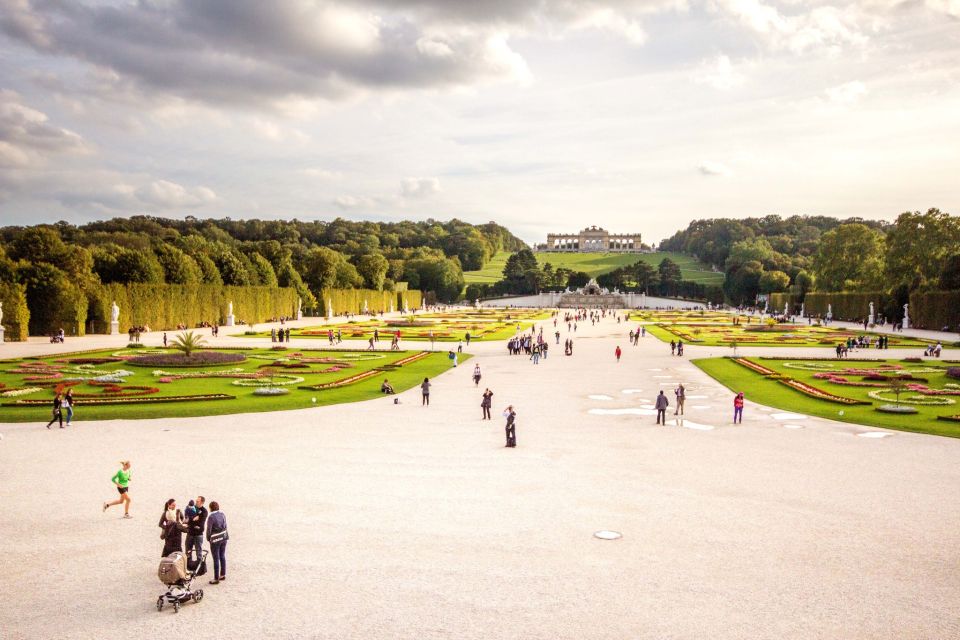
0;387;43;397
866;389;955;406
127;351;247;367
876;404;919;414
392;351;431;367
730;357;776;376
301;368;382;390
947;367;960;380
232;374;304;387
777;378;871;404
253;387;290;396
4;393;235;406
936;414;960;422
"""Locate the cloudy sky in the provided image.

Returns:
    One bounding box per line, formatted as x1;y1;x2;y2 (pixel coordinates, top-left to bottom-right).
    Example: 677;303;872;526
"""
1;0;958;244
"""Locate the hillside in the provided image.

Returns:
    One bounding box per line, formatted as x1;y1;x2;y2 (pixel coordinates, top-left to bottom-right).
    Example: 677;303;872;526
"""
463;251;723;284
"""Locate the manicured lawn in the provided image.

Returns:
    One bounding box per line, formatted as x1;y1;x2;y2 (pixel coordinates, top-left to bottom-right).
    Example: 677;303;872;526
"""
0;346;466;422
241;309;553;343
463;251;724;284
648;322;933;348
693;356;960;438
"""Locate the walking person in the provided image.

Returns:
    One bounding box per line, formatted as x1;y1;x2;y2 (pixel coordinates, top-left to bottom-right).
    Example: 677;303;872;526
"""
503;405;517;447
102;460;132;518
674;384;685;416
473;364;482;387
159;498;184;557
206;501;229;584
45;393;64;429
615;345;622;362
63;389;74;427
163;332;168;348
481;388;493;420
421;377;431;406
733;392;745;424
670;340;676;355
655;391;669;425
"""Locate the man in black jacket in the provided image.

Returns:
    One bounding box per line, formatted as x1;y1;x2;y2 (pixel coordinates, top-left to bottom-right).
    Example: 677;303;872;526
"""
185;495;208;563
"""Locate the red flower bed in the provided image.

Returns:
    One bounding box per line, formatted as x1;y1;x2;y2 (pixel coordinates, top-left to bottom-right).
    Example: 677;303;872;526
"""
731;358;777;376
4;394;235;406
777;378;870;404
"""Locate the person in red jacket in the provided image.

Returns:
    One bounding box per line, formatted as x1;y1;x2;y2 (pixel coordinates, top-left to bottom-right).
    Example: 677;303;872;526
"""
733;392;745;424
615;345;622;362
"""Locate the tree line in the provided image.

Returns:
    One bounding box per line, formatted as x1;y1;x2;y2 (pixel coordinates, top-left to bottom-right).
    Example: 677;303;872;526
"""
659;209;959;307
0;216;526;335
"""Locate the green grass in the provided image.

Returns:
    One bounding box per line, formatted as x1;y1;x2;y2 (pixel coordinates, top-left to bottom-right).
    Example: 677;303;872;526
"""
693;356;960;438
241;309;553;342
463;251;724;284
648;322;933;348
0;347;467;422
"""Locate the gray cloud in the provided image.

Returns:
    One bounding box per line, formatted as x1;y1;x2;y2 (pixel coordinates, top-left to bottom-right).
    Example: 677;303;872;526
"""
0;90;85;167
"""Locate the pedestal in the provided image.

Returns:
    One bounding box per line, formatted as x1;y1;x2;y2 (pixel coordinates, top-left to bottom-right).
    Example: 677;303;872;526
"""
110;321;119;336
225;314;235;327
297;311;302;321
0;327;5;343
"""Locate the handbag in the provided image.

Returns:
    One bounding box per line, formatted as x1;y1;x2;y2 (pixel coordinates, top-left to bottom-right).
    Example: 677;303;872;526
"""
209;528;228;544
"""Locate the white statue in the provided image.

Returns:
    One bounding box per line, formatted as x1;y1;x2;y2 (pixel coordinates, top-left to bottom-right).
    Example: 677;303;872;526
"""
903;303;910;329
363;299;368;313
327;298;333;320
298;297;302;315
228;301;233;316
784;301;789;317
868;301;875;325
111;300;120;323
800;303;805;317
0;300;3;325
826;304;833;321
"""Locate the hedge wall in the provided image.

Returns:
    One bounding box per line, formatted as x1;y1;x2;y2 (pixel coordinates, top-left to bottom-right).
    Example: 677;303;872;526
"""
908;290;960;331
0;282;30;341
318;289;423;316
768;293;798;313
802;292;889;322
87;284;298;333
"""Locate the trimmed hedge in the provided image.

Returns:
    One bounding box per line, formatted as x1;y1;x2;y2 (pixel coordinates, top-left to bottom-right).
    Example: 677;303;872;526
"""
802;292;889;322
87;283;298;334
0;282;30;341
318;289;423;316
767;293;798;314
908;290;960;331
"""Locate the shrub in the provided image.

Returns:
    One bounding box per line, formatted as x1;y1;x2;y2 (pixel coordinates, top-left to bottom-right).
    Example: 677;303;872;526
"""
947;367;960;380
126;342;146;349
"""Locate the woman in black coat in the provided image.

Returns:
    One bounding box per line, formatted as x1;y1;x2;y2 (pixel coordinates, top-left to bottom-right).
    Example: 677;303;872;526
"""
159;498;185;557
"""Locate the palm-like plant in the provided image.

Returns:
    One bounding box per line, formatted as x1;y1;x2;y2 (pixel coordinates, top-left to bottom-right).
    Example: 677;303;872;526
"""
171;330;206;358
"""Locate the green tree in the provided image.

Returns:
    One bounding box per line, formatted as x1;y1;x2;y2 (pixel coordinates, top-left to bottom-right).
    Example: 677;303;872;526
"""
634;262;659;293
886;209;960;289
155;244;201;284
812;223;885;291
794;270;815;299
758;270;790;294
356;253;390;290
501;249;541;294
940;254;960;290
658;258;682;296
246;252;278;287
724;260;763;304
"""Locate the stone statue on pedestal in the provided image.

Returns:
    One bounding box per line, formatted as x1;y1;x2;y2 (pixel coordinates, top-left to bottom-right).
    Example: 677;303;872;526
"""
111;301;120;323
903;303;910;329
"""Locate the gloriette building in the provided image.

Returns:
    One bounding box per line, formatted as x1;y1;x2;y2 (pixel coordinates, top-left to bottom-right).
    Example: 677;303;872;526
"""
541;226;642;253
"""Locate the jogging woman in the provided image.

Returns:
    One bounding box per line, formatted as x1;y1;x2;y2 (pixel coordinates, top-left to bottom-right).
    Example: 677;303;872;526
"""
103;460;132;518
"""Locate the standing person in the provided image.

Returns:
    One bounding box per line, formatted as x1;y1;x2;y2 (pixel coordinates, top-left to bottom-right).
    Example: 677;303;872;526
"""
655;391;669;425
481;388;493;420
45;393;64;429
733;392;745;424
163;332;168;348
674;384;685;416
421;377;431;406
503;405;517;447
159;498;184;557
63;389;74;427
615;345;622;362
677;340;684;356
206;501;229;584
670;340;676;355
465;332;471;345
102;460;132;518
473;364;482;387
185;496;208;564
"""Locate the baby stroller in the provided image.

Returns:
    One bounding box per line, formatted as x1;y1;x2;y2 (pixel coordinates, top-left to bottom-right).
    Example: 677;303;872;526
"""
156;550;207;613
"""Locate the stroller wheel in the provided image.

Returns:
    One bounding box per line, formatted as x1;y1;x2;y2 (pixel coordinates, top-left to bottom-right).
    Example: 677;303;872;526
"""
193;589;203;602
156;596;164;612
173;601;180;613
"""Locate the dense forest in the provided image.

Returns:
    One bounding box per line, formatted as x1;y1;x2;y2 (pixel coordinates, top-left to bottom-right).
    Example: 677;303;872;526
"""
0;216;526;335
659;209;960;306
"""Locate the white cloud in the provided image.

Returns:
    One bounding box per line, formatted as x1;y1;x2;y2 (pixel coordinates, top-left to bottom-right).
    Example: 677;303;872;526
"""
825;80;867;104
694;54;747;90
133;180;217;209
400;176;441;198
334;195;377;209
300;168;343;180
698;161;732;177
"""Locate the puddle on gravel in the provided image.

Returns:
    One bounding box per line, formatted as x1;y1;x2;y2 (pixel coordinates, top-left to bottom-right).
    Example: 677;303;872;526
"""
588;408;657;416
588;394;614;401
771;413;807;420
857;431;891;438
621;388;644;394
